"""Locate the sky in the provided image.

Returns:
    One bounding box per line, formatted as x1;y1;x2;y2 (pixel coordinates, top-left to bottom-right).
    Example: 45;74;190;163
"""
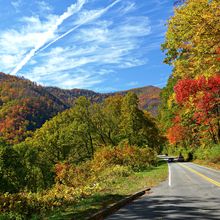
0;0;174;92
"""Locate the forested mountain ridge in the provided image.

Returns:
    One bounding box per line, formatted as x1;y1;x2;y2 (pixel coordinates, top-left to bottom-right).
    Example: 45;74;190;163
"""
45;86;109;107
46;85;161;115
0;72;161;143
117;86;161;115
0;72;67;143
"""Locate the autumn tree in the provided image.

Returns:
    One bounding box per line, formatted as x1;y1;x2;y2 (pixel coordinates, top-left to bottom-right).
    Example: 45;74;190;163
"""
162;0;220;78
174;75;220;144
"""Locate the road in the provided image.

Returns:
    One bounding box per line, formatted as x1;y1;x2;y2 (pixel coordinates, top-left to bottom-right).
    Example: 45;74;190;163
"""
106;162;220;220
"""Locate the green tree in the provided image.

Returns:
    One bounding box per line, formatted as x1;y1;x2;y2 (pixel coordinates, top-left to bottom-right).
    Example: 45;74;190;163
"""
120;92;163;149
0;139;26;192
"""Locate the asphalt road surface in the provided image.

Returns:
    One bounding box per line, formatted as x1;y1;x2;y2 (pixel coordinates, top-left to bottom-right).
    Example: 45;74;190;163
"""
106;162;220;220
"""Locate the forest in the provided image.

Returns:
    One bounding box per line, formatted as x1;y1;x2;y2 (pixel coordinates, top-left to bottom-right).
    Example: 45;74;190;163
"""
0;0;220;219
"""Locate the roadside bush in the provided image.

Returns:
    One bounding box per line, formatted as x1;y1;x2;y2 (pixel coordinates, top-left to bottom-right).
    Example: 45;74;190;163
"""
98;165;133;180
55;161;93;188
0;144;158;219
195;144;220;163
54;144;157;193
91;144;157;172
0;182;102;219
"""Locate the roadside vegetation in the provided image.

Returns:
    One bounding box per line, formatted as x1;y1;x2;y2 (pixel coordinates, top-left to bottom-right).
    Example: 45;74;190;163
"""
0;92;166;219
193;144;220;170
159;0;220;165
45;161;167;220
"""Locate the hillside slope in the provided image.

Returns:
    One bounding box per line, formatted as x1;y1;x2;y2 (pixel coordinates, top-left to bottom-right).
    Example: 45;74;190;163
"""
0;72;67;143
46;86;161;115
0;72;161;143
118;86;161;116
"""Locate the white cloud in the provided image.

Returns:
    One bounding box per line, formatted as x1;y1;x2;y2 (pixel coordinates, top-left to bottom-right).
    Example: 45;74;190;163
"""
0;1;85;73
1;0;152;90
37;1;53;13
9;0;86;75
22;11;151;89
11;0;22;11
116;1;136;15
127;81;139;86
38;0;122;53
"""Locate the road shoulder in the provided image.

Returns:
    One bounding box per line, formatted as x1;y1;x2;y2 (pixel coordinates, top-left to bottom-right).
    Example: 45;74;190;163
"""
193;159;220;171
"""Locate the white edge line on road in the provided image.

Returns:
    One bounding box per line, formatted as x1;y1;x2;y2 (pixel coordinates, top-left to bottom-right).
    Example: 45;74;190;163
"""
168;163;171;187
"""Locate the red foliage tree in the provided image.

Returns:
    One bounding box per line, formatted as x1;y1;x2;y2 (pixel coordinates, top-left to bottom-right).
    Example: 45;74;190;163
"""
174;75;220;144
167;124;186;145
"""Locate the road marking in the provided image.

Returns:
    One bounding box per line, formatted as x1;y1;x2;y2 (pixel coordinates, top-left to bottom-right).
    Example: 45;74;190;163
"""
179;163;220;188
168;163;171;187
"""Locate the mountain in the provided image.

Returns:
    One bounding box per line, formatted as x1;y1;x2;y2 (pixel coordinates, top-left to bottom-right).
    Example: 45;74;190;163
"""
45;87;109;107
46;86;161;115
0;72;161;144
0;72;67;143
116;86;161;116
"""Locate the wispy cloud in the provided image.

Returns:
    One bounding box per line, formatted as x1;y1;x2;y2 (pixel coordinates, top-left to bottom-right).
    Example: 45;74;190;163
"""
0;0;156;90
127;81;139;86
36;1;53;14
11;0;22;12
116;1;136;15
24;12;151;89
38;0;121;53
0;16;58;72
10;0;86;75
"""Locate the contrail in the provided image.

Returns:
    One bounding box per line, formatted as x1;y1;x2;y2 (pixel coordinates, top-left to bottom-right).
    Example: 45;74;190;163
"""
37;0;121;53
10;0;86;75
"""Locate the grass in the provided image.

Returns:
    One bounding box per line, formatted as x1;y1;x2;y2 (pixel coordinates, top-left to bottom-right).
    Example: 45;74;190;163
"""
194;144;220;170
44;161;168;220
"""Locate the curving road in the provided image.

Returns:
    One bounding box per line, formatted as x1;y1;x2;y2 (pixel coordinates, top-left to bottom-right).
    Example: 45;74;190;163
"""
106;162;220;220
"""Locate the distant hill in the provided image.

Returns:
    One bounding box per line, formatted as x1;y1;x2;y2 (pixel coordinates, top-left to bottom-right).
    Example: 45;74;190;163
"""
0;72;161;143
45;87;109;107
46;86;161;115
116;86;161;116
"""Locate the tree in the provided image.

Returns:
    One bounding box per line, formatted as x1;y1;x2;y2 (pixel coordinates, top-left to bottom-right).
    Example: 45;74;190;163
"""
120;92;163;149
120;92;144;145
162;0;220;79
91;95;123;146
169;75;220;145
158;75;179;133
0;140;26;192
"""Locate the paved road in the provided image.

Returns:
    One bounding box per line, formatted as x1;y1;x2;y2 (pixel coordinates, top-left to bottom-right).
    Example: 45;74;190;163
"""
106;162;220;220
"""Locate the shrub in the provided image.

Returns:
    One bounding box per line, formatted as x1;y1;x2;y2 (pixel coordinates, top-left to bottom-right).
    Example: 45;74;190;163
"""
55;161;94;188
91;144;157;172
195;144;220;163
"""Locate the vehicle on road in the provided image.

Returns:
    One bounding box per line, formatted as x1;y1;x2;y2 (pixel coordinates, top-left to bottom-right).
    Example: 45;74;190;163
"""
168;157;175;163
176;155;184;162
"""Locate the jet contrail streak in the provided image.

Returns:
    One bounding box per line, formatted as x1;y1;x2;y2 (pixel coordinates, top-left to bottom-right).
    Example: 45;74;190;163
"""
10;0;86;75
37;0;121;54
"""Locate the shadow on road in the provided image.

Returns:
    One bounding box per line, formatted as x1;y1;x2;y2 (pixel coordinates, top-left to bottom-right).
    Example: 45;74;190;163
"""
107;195;220;220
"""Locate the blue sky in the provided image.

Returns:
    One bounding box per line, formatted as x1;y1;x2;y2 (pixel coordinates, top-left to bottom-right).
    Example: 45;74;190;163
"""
0;0;173;92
